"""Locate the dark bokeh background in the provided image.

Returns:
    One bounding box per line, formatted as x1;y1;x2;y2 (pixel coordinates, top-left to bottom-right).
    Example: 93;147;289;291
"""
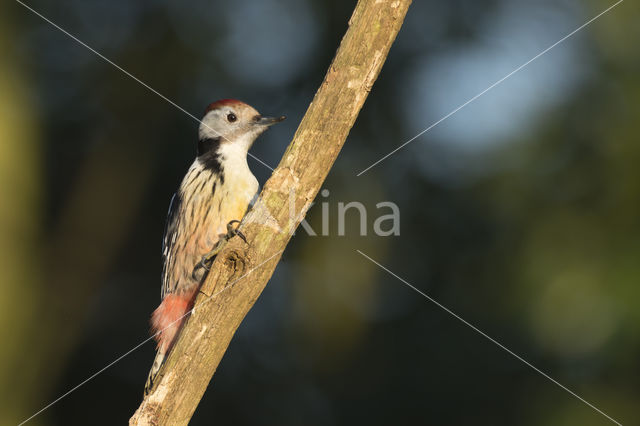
1;0;638;425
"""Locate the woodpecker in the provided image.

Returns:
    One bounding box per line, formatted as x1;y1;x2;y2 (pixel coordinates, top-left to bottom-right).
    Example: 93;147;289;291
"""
144;99;285;393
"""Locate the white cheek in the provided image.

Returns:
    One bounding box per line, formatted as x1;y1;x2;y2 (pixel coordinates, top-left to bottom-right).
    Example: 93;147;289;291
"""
199;114;231;140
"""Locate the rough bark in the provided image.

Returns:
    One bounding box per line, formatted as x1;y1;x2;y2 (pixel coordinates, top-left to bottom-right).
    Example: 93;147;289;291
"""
130;0;411;424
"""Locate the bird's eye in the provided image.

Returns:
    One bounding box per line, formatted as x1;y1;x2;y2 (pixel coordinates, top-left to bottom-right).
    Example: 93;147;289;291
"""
227;113;237;122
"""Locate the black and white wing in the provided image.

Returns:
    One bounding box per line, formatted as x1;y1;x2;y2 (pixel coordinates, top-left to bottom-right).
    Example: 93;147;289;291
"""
161;192;182;299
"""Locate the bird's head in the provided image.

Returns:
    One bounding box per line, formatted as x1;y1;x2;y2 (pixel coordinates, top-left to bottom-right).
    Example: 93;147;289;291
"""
198;99;285;154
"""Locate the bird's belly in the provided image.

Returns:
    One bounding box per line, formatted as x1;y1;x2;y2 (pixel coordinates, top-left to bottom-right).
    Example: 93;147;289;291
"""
194;177;257;253
169;167;258;293
200;198;250;248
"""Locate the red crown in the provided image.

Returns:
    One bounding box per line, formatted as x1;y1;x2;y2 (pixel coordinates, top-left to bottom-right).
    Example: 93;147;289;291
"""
204;99;246;114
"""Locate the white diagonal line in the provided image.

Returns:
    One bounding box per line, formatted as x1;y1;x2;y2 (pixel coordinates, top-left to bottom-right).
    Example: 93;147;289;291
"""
356;250;623;425
356;0;624;176
15;0;274;171
19;249;284;425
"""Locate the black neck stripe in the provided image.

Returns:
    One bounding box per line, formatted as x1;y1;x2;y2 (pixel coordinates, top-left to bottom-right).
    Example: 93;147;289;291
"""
197;136;222;156
197;137;224;178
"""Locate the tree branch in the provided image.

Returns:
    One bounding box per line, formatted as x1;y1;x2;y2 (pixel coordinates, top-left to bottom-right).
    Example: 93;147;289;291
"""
130;0;411;423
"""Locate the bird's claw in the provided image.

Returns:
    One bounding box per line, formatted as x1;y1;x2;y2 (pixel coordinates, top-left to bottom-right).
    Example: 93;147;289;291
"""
199;256;212;272
191;247;218;280
191;220;248;279
192;257;208;280
226;220;248;244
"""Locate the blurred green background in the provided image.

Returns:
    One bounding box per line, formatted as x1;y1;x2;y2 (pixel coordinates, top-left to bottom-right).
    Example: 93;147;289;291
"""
1;0;638;424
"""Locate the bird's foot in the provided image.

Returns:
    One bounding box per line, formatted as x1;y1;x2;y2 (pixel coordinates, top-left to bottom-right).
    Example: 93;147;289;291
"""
191;241;223;279
191;220;248;279
225;220;248;245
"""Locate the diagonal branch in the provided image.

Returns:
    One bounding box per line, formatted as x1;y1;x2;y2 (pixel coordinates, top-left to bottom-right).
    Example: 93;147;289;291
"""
130;0;412;423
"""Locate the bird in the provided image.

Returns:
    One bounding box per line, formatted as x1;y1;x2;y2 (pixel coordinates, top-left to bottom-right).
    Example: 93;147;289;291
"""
144;99;285;393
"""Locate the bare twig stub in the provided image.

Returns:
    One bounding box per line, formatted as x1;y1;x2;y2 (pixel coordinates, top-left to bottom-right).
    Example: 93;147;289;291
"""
130;0;411;424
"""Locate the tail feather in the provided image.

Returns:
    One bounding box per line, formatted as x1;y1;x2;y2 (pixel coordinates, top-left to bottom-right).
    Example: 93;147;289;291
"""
144;351;165;395
144;292;196;394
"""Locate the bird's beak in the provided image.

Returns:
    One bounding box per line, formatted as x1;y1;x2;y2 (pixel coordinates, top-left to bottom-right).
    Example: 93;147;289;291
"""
256;115;286;127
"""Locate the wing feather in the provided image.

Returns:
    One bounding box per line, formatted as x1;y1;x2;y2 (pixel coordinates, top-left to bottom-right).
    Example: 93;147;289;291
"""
161;192;182;299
